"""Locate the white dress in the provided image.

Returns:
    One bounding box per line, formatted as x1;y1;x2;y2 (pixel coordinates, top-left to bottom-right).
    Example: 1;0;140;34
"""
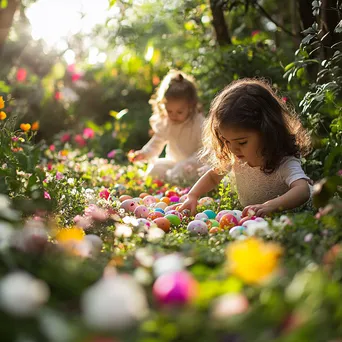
229;156;311;207
141;113;205;182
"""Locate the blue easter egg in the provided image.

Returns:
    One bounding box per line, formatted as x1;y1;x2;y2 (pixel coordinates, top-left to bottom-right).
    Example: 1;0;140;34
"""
155;208;165;214
202;210;216;220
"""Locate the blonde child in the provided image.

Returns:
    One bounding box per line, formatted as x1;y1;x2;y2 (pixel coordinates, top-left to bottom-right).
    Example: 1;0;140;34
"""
130;70;205;183
179;78;312;217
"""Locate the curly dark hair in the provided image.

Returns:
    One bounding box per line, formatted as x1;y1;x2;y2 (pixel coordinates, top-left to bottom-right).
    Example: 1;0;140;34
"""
201;78;311;174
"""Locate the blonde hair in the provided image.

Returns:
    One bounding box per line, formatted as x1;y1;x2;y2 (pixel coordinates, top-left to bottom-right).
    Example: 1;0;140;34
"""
149;69;200;118
200;78;311;174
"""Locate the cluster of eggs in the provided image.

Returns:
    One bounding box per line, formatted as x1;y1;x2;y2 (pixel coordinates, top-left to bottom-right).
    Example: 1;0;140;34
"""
119;190;188;232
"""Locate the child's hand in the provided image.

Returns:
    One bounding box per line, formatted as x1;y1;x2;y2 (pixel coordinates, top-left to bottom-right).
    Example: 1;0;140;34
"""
242;202;275;218
178;194;198;215
128;150;147;163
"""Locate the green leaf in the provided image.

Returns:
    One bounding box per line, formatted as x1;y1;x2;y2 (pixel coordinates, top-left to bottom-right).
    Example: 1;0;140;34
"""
0;0;8;9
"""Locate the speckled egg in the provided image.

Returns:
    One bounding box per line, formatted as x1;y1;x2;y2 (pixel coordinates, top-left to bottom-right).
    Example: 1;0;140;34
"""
153;217;171;232
165;210;183;220
119;195;132;202
195;212;208;220
143;195;157;206
134;205;150;218
239;216;256;225
165;214;181;226
148;211;164;220
187;220;208;235
120;199;139;213
216;210;234;222
232;210;243;222
198;197;215;207
241;219;256;228
202;210;216;220
219;214;238;230
155;201;168;210
137;218;152;229
229;225;247;238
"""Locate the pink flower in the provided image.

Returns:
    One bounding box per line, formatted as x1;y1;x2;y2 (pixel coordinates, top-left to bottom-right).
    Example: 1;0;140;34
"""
71;73;81;82
54;91;62;100
83;128;95;139
61;133;71;143
74;134;86;147
338;170;342;176
47;163;53;171
16;68;27;82
11;136;19;142
44;191;51;200
282;97;288;103
49;144;55;151
56;172;64;180
107;149;116;159
99;188;110;200
67;64;76;73
87;152;94;159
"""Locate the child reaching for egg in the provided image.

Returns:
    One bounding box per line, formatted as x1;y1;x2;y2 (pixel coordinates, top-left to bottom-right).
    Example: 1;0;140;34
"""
129;70;205;183
179;78;312;217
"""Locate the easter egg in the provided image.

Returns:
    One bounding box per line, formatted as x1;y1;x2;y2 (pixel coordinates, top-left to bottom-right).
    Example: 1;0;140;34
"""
143;195;157;206
238;216;256;225
153;217;171;232
148;211;164;220
165;210;183;220
181;209;191;217
202;218;212;229
134;205;150;218
165;190;178;198
198;197;215;207
120;199;139;213
219;214;238;230
137;218;152;229
170;195;180;203
209;227;220;234
195;213;208;220
153;271;198;305
232;210;242;222
132;197;143;203
254;217;265;223
139;192;149;199
187;220;208;235
155;201;168;210
119;195;132;202
241;220;255;228
179;195;188;203
161;197;170;204
154;208;165;214
216;210;234;222
165;214;181;226
203;210;216;220
229;226;247;238
209;219;220;227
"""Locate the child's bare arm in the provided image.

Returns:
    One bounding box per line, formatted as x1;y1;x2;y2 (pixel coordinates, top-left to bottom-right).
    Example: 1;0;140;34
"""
179;169;224;214
242;179;310;217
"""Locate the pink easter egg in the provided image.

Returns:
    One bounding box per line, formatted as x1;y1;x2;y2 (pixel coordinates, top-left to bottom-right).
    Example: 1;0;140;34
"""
169;195;180;203
179;195;188;203
143;195;157;206
120;199;139;213
134;205;150;218
216;210;234;222
153;271;198;305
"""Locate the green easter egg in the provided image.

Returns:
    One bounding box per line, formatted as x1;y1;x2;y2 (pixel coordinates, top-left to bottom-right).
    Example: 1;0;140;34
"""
165;214;181;226
209;219;220;227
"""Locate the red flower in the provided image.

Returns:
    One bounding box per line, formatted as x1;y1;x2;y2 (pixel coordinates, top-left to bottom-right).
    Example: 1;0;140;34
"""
74;134;86;147
83;127;95;139
61;133;71;143
54;91;62;100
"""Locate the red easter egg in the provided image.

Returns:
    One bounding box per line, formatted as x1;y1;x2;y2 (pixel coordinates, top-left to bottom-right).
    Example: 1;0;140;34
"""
165;190;178;198
148;211;164;220
153;217;171;232
219;214;238;230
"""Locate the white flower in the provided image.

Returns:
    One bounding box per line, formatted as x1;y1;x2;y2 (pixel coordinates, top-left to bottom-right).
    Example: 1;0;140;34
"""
0;272;49;316
115;224;132;238
67;178;75;186
245;220;271;237
81;275;148;330
147;227;165;242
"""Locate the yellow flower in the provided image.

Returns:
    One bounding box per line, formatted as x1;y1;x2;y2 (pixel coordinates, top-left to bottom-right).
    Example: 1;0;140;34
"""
0;111;6;120
31;121;40;131
0;96;4;109
55;227;85;243
226;237;282;285
60;149;68;156
20;123;31;132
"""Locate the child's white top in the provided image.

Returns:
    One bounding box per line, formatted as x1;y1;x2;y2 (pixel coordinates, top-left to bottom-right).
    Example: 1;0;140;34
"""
230;156;311;207
141;113;205;163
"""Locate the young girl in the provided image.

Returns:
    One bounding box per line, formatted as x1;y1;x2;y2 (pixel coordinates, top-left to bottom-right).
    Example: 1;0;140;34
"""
130;70;205;183
179;78;312;217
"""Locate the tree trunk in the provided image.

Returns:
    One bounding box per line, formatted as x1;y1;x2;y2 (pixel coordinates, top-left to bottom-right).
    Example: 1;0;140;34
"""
320;0;341;58
297;0;315;31
209;0;231;46
290;0;301;47
0;0;19;54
